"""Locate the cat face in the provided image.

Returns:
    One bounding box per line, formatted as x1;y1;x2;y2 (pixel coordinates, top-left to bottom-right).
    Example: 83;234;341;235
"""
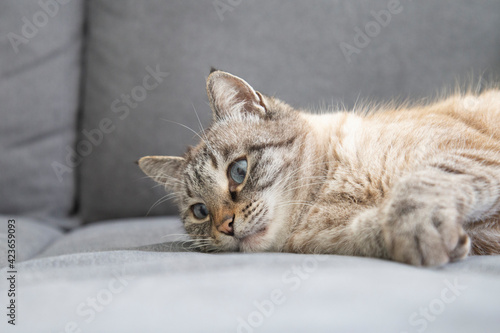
139;71;306;252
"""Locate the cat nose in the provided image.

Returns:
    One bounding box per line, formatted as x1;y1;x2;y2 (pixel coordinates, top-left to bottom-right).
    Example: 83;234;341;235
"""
217;215;234;236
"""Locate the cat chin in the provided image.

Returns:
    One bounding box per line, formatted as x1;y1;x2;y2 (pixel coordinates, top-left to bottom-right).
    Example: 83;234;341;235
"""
237;214;291;252
238;227;272;252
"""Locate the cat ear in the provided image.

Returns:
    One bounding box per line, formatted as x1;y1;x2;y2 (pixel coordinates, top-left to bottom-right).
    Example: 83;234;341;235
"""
138;156;184;191
206;71;268;120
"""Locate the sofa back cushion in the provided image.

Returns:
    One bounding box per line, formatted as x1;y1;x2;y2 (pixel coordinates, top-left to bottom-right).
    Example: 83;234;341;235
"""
0;0;84;228
80;0;500;222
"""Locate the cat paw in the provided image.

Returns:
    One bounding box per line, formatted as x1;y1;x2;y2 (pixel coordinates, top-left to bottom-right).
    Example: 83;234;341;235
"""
381;197;471;266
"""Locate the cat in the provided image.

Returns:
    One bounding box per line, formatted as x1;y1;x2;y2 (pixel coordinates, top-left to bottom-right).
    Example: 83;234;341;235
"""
139;69;500;266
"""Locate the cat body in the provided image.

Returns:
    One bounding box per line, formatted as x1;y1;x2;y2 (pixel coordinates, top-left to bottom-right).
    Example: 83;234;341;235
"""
140;71;500;266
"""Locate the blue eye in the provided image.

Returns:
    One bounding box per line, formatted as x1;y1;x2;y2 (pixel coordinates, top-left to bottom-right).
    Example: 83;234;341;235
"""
230;159;247;184
192;203;209;219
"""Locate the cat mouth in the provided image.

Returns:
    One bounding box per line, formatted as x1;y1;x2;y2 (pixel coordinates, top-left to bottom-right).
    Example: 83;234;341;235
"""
237;226;268;250
235;205;271;251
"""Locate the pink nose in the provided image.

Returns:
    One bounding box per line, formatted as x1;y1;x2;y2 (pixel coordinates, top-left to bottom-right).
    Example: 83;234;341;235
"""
217;216;234;236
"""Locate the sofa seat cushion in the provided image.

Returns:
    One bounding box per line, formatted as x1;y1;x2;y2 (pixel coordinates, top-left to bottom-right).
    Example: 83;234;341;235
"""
2;217;500;332
5;246;500;333
38;216;186;258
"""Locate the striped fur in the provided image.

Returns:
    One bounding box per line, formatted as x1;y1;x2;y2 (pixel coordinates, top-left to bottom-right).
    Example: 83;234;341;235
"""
139;71;500;266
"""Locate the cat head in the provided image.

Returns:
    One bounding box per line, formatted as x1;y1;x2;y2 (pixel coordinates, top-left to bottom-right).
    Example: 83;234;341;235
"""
139;70;308;252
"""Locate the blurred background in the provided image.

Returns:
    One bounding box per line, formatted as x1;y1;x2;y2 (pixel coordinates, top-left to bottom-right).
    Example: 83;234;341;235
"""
1;0;499;227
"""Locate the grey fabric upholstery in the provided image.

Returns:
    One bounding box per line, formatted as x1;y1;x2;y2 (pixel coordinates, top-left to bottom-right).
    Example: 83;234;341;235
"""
2;227;499;333
0;0;84;228
2;217;498;332
38;216;186;258
80;0;500;222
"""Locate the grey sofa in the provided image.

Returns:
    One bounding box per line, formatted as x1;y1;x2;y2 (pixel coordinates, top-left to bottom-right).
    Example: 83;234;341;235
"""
1;1;500;332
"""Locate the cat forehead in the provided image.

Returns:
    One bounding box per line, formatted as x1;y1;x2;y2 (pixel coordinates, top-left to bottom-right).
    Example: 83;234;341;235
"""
184;141;239;176
184;118;260;161
207;114;262;141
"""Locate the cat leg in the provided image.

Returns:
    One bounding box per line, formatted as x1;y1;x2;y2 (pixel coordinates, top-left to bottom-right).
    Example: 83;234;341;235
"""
285;201;388;258
287;155;500;266
373;155;500;266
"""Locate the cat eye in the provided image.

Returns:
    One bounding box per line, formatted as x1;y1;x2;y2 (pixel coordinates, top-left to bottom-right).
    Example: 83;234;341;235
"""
192;203;209;220
229;159;248;184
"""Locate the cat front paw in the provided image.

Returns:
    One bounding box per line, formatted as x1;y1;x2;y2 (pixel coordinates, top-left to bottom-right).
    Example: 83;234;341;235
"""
381;197;471;266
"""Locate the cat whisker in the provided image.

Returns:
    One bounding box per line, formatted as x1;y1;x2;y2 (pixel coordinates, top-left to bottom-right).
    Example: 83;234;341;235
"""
275;201;315;209
272;156;328;191
161;118;216;153
186;240;215;251
186;238;212;245
136;168;188;188
146;193;181;215
280;175;328;192
191;102;218;158
134;175;164;182
160;233;189;240
154;171;187;186
280;181;329;196
184;238;211;244
166;234;214;251
150;183;177;191
279;151;328;179
176;236;211;244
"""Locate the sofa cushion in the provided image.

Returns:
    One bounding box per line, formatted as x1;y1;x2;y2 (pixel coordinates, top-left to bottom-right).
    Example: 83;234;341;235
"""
0;215;63;269
6;247;500;333
38;216;187;258
80;0;500;222
0;0;84;227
